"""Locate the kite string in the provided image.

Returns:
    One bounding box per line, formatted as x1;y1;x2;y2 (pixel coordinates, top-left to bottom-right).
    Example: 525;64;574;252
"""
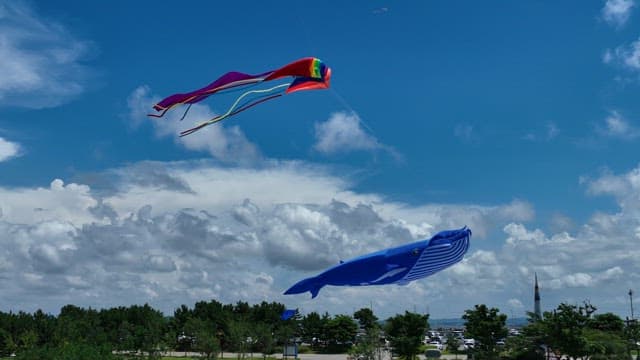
291;1;377;136
329;87;377;136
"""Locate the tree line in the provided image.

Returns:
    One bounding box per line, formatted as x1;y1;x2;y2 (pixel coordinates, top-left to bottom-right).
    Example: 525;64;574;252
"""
0;300;427;360
0;298;638;360
461;302;640;360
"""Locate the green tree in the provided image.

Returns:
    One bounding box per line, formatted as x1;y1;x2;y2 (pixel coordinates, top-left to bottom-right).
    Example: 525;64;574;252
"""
542;302;595;360
385;311;429;360
584;312;627;358
505;314;545;360
505;336;545;360
354;308;378;331
352;308;382;360
301;312;325;347
115;320;135;352
462;304;507;360
227;320;249;359
127;304;165;359
349;325;382;360
253;323;276;360
185;317;220;360
583;328;627;359
625;319;640;357
324;314;358;352
55;305;105;345
250;302;286;325
32;310;56;347
18;330;38;353
0;327;17;357
588;312;625;333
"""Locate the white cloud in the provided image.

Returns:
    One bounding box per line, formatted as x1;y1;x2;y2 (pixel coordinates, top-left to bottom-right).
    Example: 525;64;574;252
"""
0;136;20;161
0;159;531;317
507;298;524;310
604;38;640;72
0;0;96;108
313;112;398;158
488;164;640;315
549;212;574;233
596;110;639;140
3;160;640;318
0;179;97;224
585;165;640;209
127;86;260;163
601;0;635;28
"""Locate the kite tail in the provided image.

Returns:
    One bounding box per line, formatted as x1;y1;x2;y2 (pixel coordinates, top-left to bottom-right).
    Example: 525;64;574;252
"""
283;276;324;299
147;106;171;118
178;84;288;137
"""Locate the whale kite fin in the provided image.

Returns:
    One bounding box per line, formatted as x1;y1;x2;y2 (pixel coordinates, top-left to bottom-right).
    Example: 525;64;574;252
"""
284;276;325;298
310;285;322;299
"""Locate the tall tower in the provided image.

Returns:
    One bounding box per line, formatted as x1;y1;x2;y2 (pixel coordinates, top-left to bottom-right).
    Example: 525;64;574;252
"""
534;273;541;319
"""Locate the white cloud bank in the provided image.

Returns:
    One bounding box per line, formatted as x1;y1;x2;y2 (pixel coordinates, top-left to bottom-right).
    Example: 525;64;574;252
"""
0;0;96;108
0;159;534;318
1;159;640;318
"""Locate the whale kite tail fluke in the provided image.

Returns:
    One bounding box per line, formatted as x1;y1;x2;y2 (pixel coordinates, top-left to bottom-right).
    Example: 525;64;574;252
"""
284;276;324;299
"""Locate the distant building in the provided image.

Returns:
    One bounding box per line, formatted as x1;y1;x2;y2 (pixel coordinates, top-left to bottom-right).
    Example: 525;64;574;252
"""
534;273;541;319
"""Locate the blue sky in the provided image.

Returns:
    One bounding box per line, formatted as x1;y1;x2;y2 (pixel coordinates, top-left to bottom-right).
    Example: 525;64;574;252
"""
1;0;640;320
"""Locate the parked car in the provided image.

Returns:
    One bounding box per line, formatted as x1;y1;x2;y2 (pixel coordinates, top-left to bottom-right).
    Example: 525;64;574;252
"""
463;338;475;349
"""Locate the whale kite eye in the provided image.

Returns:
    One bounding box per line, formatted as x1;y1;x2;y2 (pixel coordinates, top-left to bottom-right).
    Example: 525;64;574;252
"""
411;248;420;256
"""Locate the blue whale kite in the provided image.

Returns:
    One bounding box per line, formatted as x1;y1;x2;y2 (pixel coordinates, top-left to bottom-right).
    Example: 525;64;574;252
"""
284;227;471;298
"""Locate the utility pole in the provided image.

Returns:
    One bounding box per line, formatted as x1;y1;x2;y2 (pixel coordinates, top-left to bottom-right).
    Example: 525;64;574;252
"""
630;289;635;320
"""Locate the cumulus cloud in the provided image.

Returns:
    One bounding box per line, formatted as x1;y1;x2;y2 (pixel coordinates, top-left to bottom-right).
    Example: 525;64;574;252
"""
0;0;96;108
549;212;575;233
0;160;532;317
485;164;640;315
603;38;640;72
0;136;20;161
3;160;640;318
598;110;639;139
127;86;260;163
313;112;399;158
601;0;635;28
585;165;640;209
